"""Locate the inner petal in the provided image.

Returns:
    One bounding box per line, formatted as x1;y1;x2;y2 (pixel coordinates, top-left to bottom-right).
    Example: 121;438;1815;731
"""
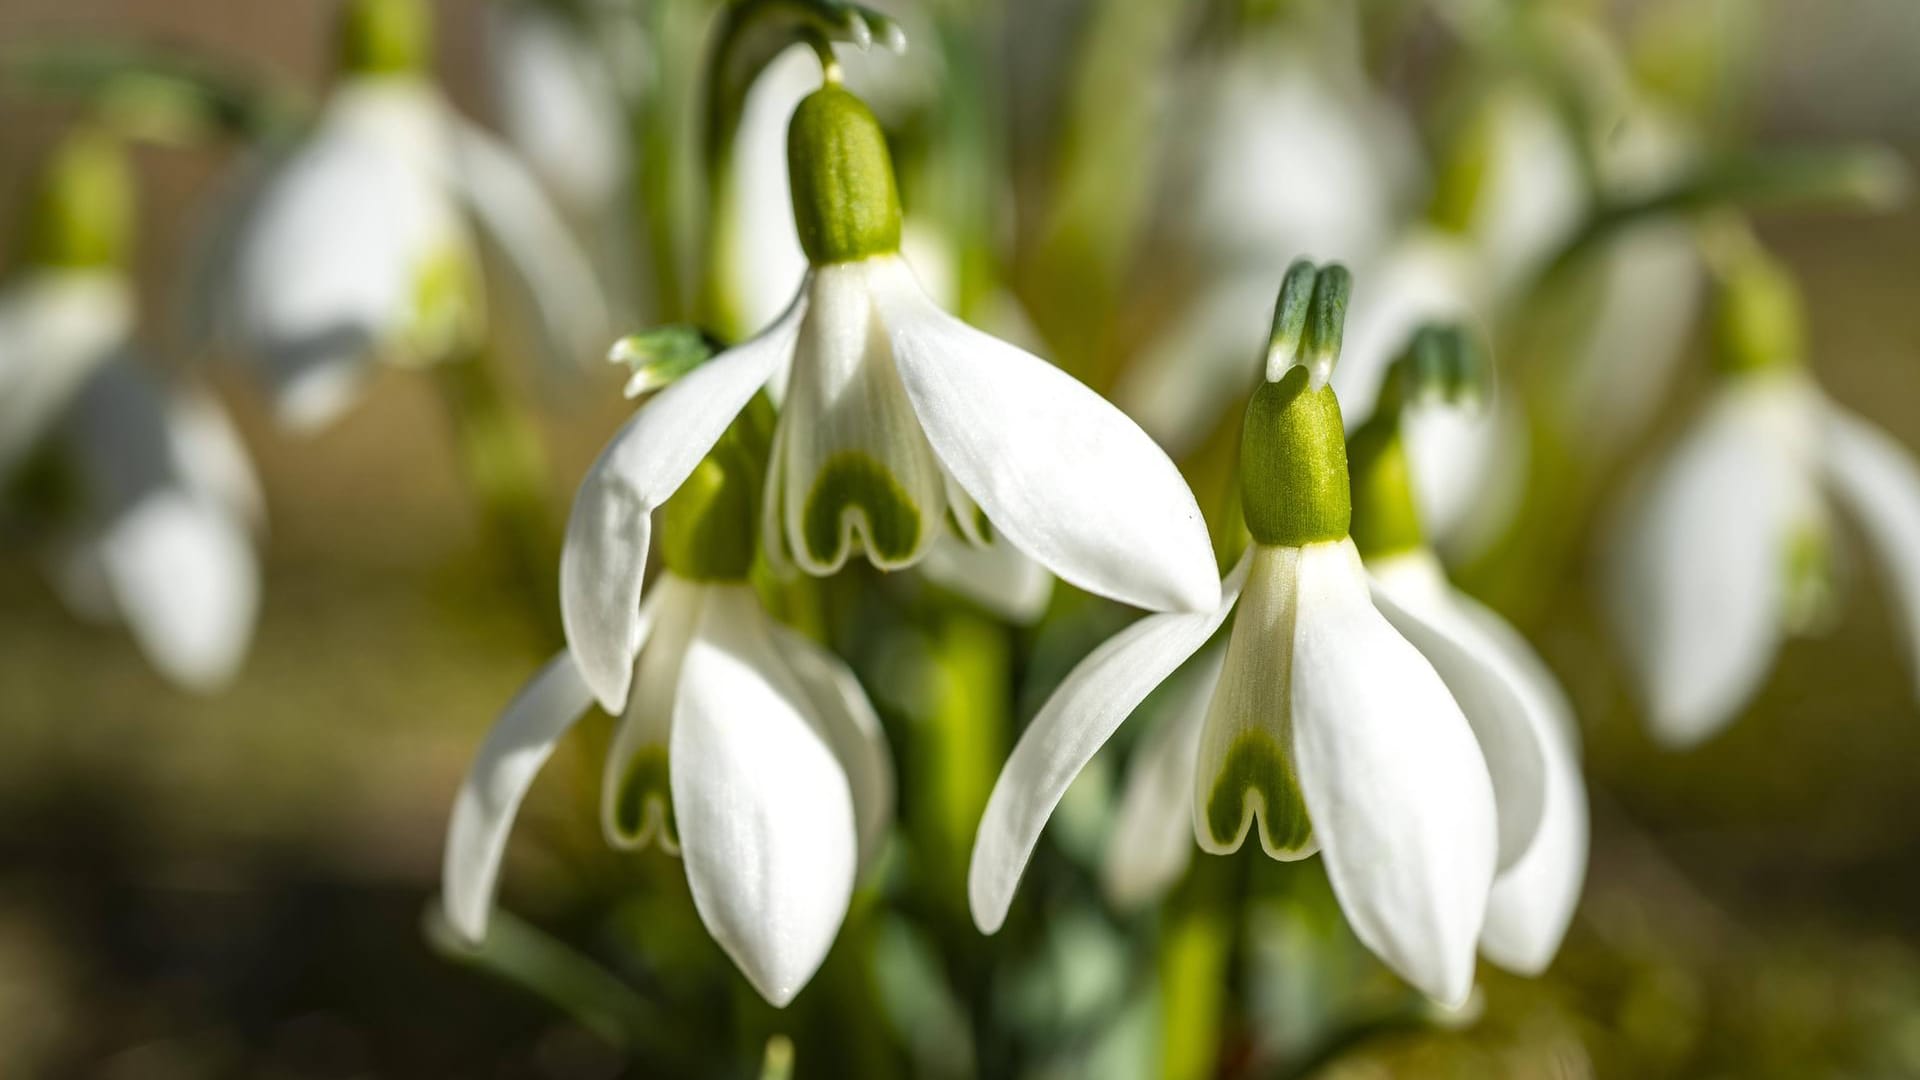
601;576;704;853
1192;544;1316;859
779;264;946;574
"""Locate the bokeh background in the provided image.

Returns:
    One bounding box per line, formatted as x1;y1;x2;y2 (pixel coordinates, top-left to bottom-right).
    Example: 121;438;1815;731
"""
2;0;1920;1076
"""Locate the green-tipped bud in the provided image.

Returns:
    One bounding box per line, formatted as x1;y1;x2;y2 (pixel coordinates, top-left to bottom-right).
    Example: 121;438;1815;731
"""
1714;251;1803;376
338;0;432;76
1346;416;1424;560
1377;323;1490;417
1240;367;1350;548
610;326;724;399
787;84;901;265
659;397;773;581
1264;262;1351;388
22;130;134;271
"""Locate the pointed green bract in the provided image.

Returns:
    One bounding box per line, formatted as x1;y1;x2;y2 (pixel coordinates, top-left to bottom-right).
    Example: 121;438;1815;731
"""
787;85;902;265
1203;730;1313;855
802;451;922;567
338;0;431;76
23;130;133;271
613;747;676;848
1240;367;1351;548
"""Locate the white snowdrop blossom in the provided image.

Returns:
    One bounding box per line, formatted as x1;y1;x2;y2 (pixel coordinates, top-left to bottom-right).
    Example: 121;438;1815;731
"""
219;0;605;430
561;80;1216;714
443;414;893;1007
1608;363;1920;747
487;2;630;213
972;271;1508;1005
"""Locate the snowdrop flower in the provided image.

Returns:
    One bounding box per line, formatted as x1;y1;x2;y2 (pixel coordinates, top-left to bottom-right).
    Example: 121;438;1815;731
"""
972;266;1504;1005
442;412;893;1006
219;0;605;431
1607;251;1920;747
562;75;1215;714
2;133;259;691
487;2;629;214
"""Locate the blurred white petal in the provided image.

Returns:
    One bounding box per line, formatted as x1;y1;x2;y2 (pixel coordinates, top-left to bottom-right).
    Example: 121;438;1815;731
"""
1331;233;1482;425
1291;540;1495;1007
442;652;595;944
0;271;133;474
970;556;1249;933
918;537;1055;624
1820;402;1920;700
488;3;628;210
871;259;1220;614
672;587;857;1007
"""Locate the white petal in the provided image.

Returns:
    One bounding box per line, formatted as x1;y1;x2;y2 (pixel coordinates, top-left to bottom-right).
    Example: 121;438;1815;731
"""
1192;545;1318;860
1102;643;1224;910
1820;402;1920;700
166;386;266;530
969;555;1249;933
442;651;595;944
766;620;896;870
560;295;803;713
777;263;948;574
0;272;134;474
871;259;1219;613
66;364;259;692
1479;628;1587;975
671;587;857;1007
917;537;1055;624
1404;396;1528;557
1369;551;1546;872
1291;539;1495;1007
487;4;628;210
724;46;814;335
446;116;610;368
1605;377;1819;747
599;576;699;851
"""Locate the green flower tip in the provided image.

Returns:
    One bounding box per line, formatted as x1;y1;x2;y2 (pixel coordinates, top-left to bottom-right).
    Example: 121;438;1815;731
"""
1240;367;1351;549
1381;323;1488;415
1346;416;1424;560
338;0;432;77
1714;252;1804;377
1264;261;1351;388
787;84;901;265
23;129;134;271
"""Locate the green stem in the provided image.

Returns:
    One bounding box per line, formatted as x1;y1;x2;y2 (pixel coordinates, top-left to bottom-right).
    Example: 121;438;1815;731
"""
1158;853;1243;1080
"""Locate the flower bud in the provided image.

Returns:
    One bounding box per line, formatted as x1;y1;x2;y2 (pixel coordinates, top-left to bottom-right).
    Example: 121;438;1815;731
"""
22;130;133;271
1265;262;1351;389
338;0;432;77
659;398;773;581
786;84;902;265
1240;367;1350;548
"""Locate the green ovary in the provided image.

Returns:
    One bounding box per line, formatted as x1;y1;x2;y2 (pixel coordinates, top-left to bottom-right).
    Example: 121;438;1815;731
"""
1204;731;1312;855
802;451;923;566
614;748;676;849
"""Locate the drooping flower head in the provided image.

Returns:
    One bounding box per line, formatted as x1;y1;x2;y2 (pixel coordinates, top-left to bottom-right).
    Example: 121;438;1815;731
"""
972;263;1506;1005
562;65;1218;716
443;407;893;1007
1608;238;1920;746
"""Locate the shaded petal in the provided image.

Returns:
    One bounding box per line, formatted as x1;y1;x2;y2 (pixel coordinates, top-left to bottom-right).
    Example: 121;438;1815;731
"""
446;116;610;367
917;536;1055;624
1369;551;1546;872
442;651;595;944
872;259;1219;613
487;3;628;210
1605;377;1818;747
672;587;857;1006
1820;402;1920;700
0;272;133;474
778;264;947;574
725;45;814;335
167;386;266;530
560;295;803;713
600;576;699;852
1291;539;1495;1007
970;555;1250;933
767;621;896;870
1102;643;1223;910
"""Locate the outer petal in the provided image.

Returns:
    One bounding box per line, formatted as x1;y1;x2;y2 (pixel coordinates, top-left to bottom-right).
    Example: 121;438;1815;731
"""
167;386;267;530
871;259;1219;614
671;587;858;1007
766;621;896;870
1369;551;1546;872
917;537;1055;624
969;555;1250;933
725;45;814;334
1475;601;1587;974
442;651;596;944
65;364;259;692
1102;643;1224;910
0;271;134;474
1291;540;1495;1007
446;116;610;367
1605;377;1818;747
487;3;628;210
560;295;803;713
1820;402;1920;699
